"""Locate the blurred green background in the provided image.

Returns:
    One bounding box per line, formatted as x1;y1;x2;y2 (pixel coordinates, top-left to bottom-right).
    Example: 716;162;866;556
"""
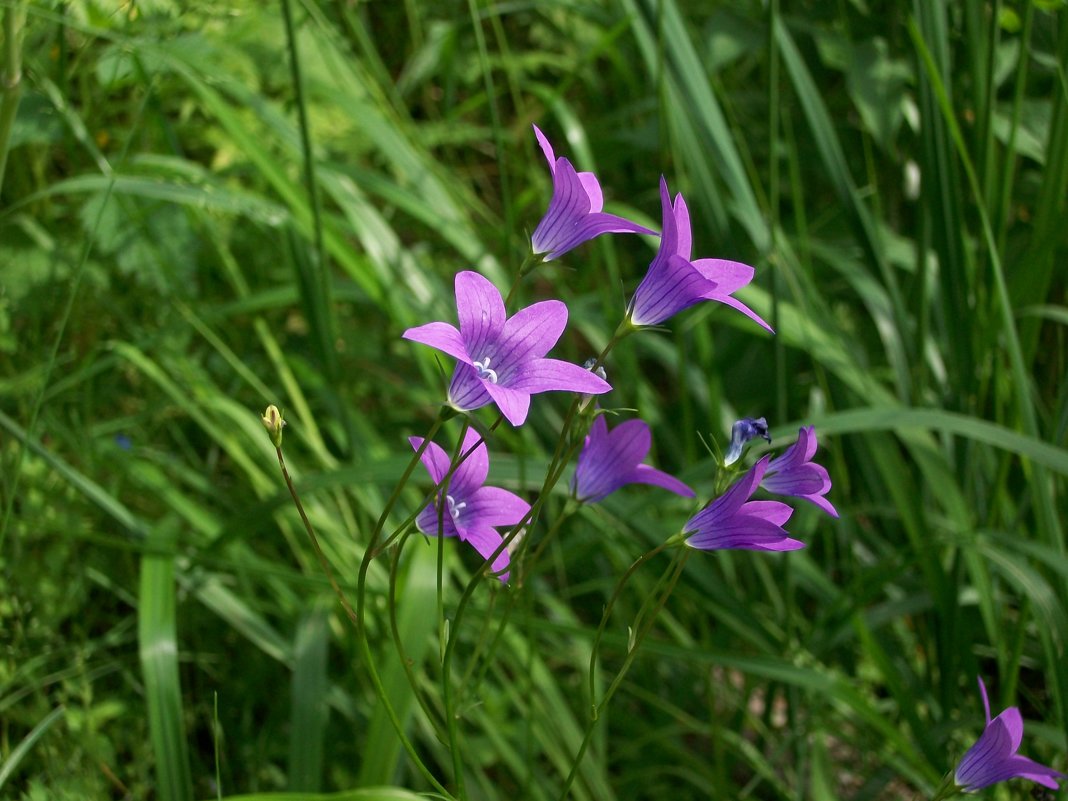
1;0;1066;799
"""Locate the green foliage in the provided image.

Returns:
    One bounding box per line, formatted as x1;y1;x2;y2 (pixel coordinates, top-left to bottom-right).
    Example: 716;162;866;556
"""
1;1;1065;800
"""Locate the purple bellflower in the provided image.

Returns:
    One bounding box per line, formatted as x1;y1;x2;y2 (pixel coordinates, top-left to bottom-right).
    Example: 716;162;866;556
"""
724;417;770;466
761;426;838;518
571;415;695;504
626;177;773;331
683;456;804;552
410;428;530;583
403;271;611;426
530;125;655;261
954;677;1065;792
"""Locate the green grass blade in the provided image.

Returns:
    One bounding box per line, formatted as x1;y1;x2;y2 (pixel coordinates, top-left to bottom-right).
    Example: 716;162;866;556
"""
140;520;194;801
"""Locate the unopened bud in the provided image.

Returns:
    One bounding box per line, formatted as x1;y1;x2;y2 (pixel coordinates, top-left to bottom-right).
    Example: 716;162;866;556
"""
724;417;769;466
261;405;286;448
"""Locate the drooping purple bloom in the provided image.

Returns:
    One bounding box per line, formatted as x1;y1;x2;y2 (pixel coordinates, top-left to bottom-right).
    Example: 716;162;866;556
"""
571;415;695;504
684;456;803;551
724;417;770;466
530;125;655;261
761;426;838;518
403;271;611;426
410;428;531;582
626;177;773;331
954;677;1065;792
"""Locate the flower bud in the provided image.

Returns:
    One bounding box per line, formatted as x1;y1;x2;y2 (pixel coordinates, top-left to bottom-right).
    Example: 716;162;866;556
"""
723;417;769;466
261;405;286;448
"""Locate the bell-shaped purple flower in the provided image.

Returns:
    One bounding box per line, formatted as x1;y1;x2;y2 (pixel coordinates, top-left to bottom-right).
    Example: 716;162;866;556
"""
626;177;773;331
761;426;838;517
684;456;803;551
954;677;1065;792
410;429;531;582
530;125;655;261
571;415;695;504
724;417;770;466
403;271;611;426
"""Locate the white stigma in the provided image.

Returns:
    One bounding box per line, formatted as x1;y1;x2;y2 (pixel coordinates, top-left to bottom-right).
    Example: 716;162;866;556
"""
473;356;499;384
446;494;466;521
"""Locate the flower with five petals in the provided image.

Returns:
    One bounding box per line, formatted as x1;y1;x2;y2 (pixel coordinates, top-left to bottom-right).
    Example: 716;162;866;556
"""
410;428;530;582
403;271;611;426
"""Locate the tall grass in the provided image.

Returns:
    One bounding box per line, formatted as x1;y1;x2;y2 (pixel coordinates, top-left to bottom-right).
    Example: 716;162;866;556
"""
1;1;1065;800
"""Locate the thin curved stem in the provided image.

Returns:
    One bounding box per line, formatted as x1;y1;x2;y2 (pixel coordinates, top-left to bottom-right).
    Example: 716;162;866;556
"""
558;547;690;801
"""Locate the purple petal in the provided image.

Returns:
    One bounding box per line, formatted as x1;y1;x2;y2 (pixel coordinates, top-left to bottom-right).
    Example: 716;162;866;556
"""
672;191;692;260
450;428;489;498
657;177;679;256
978;676;992;725
402;321;470;363
624;464;695;498
495;299;568;372
483;383;531;427
448;363;494;412
629;253;715;326
531;156;653;260
578;171;604;212
695;258;774;333
415;500;458;539
467;486;531;528
509;358;613;396
410;436;451;485
689;456;771;530
458;523;511;582
572;417;648;502
454;271;506;356
533;124;556;174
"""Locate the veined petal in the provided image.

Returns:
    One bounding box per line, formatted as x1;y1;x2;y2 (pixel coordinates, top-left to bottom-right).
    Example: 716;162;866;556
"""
448;363;494;412
467;486;530;528
577;171;604;212
672;191;692;260
483;382;532;427
629;253;715;326
416;500;459;539
742;500;793;527
624;464;695;497
409;436;451;485
459;523;511;582
695;258;773;333
686;515;802;551
455;271;506;355
450;428;489;498
402;321;470;363
509;358;613;396
495;299;568;370
541;212;655;262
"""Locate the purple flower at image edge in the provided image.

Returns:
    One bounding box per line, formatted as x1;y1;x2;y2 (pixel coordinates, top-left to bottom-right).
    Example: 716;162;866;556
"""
530;124;655;261
571;415;694;504
627;176;773;332
761;426;838;517
954;677;1065;793
402;271;611;426
410;428;531;582
683;456;803;552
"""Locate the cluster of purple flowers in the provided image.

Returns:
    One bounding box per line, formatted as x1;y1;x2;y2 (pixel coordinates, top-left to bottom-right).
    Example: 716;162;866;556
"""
402;125;837;581
398;124;1064;796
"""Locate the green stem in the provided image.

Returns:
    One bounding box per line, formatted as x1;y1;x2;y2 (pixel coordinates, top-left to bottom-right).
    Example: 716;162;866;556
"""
0;2;26;197
558;547;690;800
